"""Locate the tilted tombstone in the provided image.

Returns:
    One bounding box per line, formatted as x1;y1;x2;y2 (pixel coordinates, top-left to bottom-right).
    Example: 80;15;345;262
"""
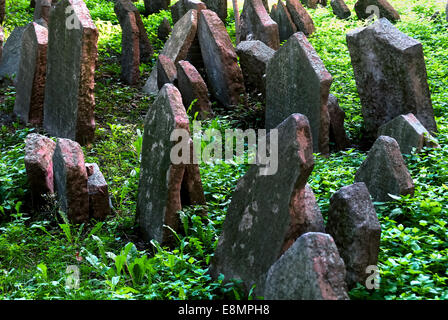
264;232;349;300
171;0;207;24
355;135;414;202
0;26;26;84
326;182;381;289
239;0;280;50
198;9;245;107
137;84;205;245
14;22;48;126
286;0;315;36
202;0;227;22
158;17;172;42
330;0;351;19
43;0;99;146
34;0;51;22
157;54;177;89
354;0;400;22
86;163;111;221
144;0;170;15
346;18;437;139
270;0;297;43
266;32;332;155
328;94;351;150
210;113;315;296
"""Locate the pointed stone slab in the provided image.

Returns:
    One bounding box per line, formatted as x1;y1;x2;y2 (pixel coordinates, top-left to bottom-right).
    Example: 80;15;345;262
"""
143;9;198;95
286;0;315;36
119;11;140;85
210;113;315;296
239;0;280;50
53;138;89;224
43;0;98;146
0;26;26;84
331;0;351;19
354;0;400;22
14;22;48;126
86;163;111;221
326;182;381;289
202;0;227;22
158;17;172;42
266;32;332;155
137;84;205;245
264;232;349;300
271;1;297;43
198;9;245;107
157;54;177;89
346;18;436;139
24;133;56;210
355;136;414;202
328;94;351;150
378;113;439;155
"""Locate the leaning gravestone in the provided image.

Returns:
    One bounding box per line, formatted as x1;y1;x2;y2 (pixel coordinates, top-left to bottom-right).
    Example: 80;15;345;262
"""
239;0;280;50
270;0;297;42
347;18;437;139
43;0;98;146
378;113;439;155
355;136;414;202
157;54;177;89
202;0;227;22
266;32;332;155
158;17;172;42
286;0;315;36
144;0;170;15
354;0;400;22
326;182;381;289
264;232;349;300
171;0;207;24
331;0;351;19
328;94;351;150
86;163;111;221
0;26;26;84
198;9;245;107
34;0;52;22
210;113;315;296
143;9;198;95
14;22;48;126
137;84;205;245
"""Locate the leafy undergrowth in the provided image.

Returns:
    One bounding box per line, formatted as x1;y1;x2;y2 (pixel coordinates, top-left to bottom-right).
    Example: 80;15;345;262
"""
0;0;447;300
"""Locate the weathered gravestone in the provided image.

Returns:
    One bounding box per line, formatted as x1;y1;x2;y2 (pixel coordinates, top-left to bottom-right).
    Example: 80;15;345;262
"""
346;18;437;139
34;0;52;22
198;9;245;107
14;22;48;126
326;182;381;289
171;0;206;24
86;163;111;220
378;113;439;155
210;113;315;296
264;232;349;300
355;135;414;202
266;32;332;155
0;26;26;84
24;133;56;210
354;0;400;22
176;60;213;119
328;94;351;150
53;138;90;224
144;0;170;15
331;0;351;19
286;0;315;36
137;84;205;244
270;1;297;43
143;9;198;95
202;0;227;22
0;0;5;24
157;54;177;89
239;0;280;50
158;17;172;42
235;40;275;97
43;0;98;146
300;0;318;9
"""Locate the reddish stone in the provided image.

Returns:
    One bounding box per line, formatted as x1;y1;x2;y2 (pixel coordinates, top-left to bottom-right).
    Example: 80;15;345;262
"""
24;133;56;209
34;0;52;22
286;0;315;36
328;94;351;151
157;54;177;89
86;163;111;221
270;0;297;43
354;0;400;22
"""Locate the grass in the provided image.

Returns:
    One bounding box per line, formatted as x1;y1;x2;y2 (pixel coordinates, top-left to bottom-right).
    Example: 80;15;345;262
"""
0;0;447;300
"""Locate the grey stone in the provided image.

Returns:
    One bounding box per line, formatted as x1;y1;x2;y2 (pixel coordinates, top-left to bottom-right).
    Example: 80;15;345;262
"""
34;0;51;22
157;54;177;89
86;163;111;221
235;40;275;96
171;0;207;24
266;32;332;155
202;0;227;22
43;0;98;146
326;182;381;289
158;17;172;42
264;232;349;300
0;26;26;84
378;113;439;155
270;1;297;43
144;0;170;15
346;18;437;139
300;0;318;9
286;0;315;36
328;94;351;150
330;0;351;19
354;0;400;22
355;135;415;202
14;22;48;126
210;113;315;296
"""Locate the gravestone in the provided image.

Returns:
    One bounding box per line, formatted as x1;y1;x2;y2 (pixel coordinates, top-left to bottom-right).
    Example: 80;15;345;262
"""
176;60;213;119
198;9;245;107
270;1;297;42
354;0;400;22
43;0;98;146
235;40;275;96
300;0;318;9
0;26;26;84
86;163;111;220
53;138;90;224
14;22;48;126
239;0;280;50
210;113;315;296
144;0;170;15
171;0;206;24
346;18;437;139
328;94;351;150
34;0;51;22
158;17;172;42
157;54;177;89
202;0;227;22
331;0;351;19
266;32;332;155
264;232;349;300
286;0;315;36
355;136;414;202
137;84;205;245
326;182;381;289
143;9;198;95
378;113;439;155
24;133;56;210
